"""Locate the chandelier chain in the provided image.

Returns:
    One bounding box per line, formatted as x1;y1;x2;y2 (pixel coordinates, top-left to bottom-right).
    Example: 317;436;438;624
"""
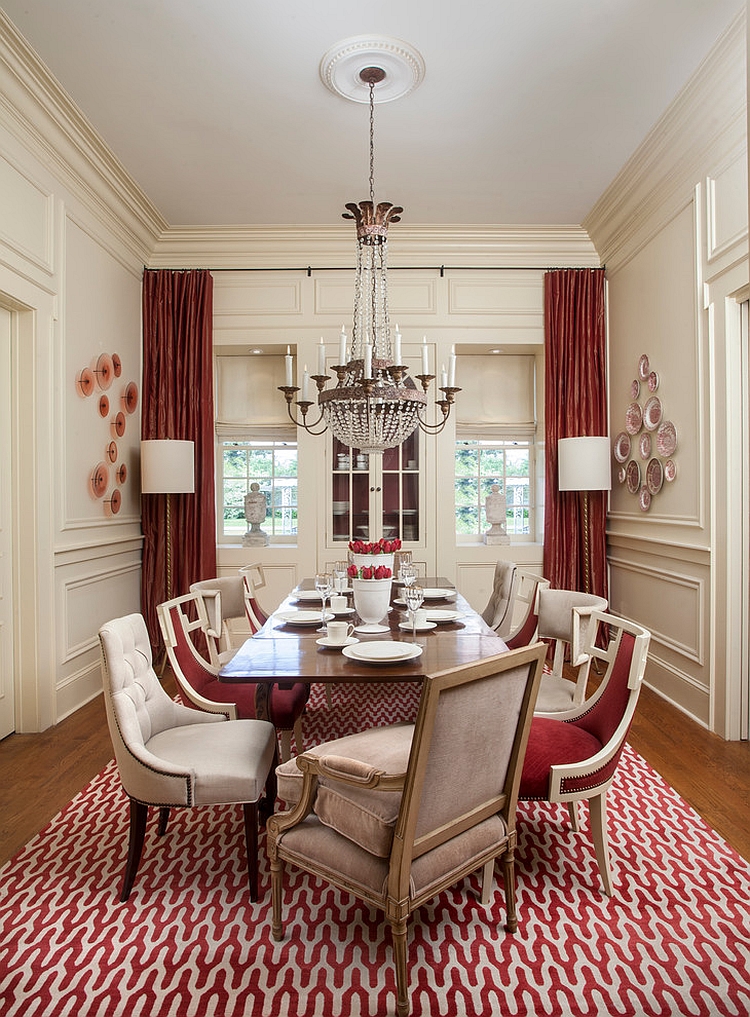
369;80;376;208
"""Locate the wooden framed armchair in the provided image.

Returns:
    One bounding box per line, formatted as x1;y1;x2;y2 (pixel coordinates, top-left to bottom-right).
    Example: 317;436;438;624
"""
267;642;546;1017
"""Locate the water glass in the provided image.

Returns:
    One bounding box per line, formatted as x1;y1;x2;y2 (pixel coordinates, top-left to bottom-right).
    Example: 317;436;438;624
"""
333;560;348;593
402;583;425;640
315;571;333;631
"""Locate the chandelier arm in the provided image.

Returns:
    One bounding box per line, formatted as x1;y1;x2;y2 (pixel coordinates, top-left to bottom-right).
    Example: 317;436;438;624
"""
278;386;330;435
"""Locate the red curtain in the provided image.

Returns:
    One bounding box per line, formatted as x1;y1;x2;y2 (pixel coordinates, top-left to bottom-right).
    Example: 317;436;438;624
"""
543;269;608;597
141;269;216;647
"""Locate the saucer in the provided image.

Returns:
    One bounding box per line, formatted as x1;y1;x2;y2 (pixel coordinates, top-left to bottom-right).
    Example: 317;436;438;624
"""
398;621;436;632
330;606;355;616
316;636;359;649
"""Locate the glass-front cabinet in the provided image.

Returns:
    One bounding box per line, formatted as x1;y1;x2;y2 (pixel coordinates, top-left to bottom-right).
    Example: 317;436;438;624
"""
331;430;421;546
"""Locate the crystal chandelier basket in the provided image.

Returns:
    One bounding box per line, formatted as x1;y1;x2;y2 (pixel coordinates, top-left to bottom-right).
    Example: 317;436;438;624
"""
279;41;459;455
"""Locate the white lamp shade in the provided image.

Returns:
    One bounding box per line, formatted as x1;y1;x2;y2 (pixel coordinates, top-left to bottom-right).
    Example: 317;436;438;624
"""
140;439;195;494
558;436;611;492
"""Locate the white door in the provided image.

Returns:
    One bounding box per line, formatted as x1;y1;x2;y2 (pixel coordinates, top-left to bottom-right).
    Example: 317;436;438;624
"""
0;305;14;739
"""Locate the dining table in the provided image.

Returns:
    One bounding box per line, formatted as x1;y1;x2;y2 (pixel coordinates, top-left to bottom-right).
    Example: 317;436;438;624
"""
218;577;509;722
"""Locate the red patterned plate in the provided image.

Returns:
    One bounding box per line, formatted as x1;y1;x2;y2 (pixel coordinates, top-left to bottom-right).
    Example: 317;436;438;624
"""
626;459;640;494
123;381;139;414
657;420;677;457
95;353;114;390
664;459;677;482
630;379;640;400
643;396;662;431
90;462;109;498
112;353;122;377
648;371;659;392
617;466;626;484
613;432;631;463
76;368;95;397
625;403;643;435
106;441;118;463
646;457;663;495
639;485;652;511
112;412;126;438
639;432;651;459
638;354;650;380
98;394;109;417
105;489;122;515
117;463;128;484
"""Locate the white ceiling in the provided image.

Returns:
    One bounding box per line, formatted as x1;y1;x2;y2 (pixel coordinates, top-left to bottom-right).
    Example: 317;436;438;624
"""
1;0;743;228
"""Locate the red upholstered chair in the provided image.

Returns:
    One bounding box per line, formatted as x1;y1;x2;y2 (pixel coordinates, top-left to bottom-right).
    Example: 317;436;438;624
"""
533;588;609;712
239;563;270;629
157;593;308;762
504;570;551;648
519;611;651;895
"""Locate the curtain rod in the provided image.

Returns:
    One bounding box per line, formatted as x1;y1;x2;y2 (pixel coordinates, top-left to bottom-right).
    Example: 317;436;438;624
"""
145;265;604;277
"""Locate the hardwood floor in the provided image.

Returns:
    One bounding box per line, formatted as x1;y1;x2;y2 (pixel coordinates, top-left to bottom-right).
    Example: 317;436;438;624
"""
1;673;749;868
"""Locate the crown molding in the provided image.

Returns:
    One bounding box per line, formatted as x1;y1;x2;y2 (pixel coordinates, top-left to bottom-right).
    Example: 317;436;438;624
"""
147;222;600;270
0;10;167;262
583;10;747;269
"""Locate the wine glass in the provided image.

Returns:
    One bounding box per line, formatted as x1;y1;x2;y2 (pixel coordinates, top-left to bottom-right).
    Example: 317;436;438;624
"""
402;583;424;641
314;571;333;631
399;562;417;588
333;560;348;593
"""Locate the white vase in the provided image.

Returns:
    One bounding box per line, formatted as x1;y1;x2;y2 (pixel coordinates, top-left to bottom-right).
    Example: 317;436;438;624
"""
352;577;393;633
350;552;395;572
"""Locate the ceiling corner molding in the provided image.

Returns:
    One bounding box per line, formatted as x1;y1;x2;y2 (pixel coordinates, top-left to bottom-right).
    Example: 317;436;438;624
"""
0;9;167;261
584;9;746;270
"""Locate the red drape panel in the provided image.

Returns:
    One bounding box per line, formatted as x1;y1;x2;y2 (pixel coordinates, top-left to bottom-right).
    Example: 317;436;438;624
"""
141;269;216;646
543;268;608;597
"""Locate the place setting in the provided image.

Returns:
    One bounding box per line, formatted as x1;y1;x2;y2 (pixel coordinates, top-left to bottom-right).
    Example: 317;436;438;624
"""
316;620;359;650
341;640;423;664
274;609;335;627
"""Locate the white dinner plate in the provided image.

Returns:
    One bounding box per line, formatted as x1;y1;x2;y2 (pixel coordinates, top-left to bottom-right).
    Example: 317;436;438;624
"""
421;588;456;600
423;610;464;624
398;621;436;632
292;590;328;603
342;641;423;664
275;610;334;626
316;636;359;648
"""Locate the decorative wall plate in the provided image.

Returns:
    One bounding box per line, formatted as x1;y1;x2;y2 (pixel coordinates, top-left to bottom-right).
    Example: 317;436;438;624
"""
90;462;109;498
117;463;128;484
95;353;114;390
639;486;652;511
626;460;641;494
657;420;677;457
625;402;643;435
630;379;640;400
638;354;650;380
643;396;662;431
639;432;651;459
613;432;631;463
617;465;626;484
664;459;677;482
98;394;109;417
106;441;118;463
112;411;126;438
76;368;95;397
646;457;663;495
105;489;122;514
112;353;122;377
123;381;139;414
648;371;659;392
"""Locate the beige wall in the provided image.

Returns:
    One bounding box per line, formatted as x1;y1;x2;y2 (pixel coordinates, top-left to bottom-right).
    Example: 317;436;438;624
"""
586;12;748;734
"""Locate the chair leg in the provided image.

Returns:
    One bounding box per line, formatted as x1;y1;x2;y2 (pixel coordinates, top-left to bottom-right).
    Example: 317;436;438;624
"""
259;756;278;825
480;858;494;906
243;802;260;902
157;807;170;836
501;848;518;933
293;718;304;754
324;685;333;708
567;800;580;832
271;856;284;941
279;729;292;763
589;792;614;896
120;799;148;903
389;916;410;1017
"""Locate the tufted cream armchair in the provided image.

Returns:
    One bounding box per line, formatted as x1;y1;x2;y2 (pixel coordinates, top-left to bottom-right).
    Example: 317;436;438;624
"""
99;613;277;902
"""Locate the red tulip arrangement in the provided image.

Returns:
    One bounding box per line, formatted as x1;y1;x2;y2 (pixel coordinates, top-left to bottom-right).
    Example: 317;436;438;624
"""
347;563;393;580
347;537;401;555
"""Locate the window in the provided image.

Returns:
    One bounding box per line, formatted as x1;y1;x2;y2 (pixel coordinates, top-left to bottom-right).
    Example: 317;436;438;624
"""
220;439;298;540
455;439;533;539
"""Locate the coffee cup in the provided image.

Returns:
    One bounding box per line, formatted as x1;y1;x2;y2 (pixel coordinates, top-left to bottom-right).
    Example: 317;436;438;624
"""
326;621;355;644
414;609;429;628
330;594;348;612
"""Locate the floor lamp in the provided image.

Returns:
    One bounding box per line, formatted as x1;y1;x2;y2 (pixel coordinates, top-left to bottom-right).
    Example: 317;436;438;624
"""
558;436;611;595
141;439;195;603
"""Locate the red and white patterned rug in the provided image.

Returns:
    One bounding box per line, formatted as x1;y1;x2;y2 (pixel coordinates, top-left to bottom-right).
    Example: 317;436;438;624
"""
1;681;749;1017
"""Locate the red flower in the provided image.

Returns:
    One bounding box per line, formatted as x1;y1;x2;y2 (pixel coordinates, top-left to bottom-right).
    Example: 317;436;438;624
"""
361;565;374;579
374;565;391;579
347;564;358;578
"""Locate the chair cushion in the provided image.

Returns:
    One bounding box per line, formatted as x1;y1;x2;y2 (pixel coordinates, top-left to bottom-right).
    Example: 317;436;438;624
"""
518;717;602;799
276;723;414;857
147;717;277;806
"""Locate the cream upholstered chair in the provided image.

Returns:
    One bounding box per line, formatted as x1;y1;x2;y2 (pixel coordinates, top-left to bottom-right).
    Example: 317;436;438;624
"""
238;562;270;630
157;592;308;762
189;576;255;665
519;611;650;896
534;588;608;712
268;642;547;1017
503;569;551;647
98;613;277;902
480;560;516;632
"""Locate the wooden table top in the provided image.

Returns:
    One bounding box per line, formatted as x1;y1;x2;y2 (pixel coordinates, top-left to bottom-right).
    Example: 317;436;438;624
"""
219;578;507;687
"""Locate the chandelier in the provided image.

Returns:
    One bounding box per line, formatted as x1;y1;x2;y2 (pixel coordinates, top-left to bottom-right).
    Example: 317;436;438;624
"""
279;51;460;455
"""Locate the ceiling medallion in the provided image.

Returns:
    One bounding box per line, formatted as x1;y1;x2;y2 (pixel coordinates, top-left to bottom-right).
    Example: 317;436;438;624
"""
319;35;425;103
